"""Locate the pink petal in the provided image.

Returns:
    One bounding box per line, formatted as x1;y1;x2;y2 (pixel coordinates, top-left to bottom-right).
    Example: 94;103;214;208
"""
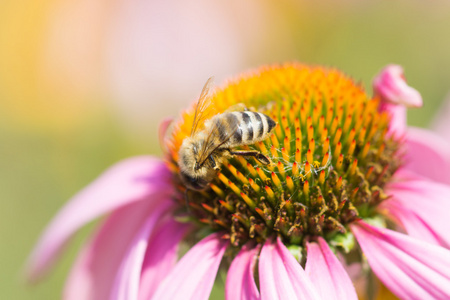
381;199;443;246
373;64;423;108
259;237;321;300
305;237;357;300
432;93;450;142
158;117;174;153
384;176;450;248
150;232;228;300
110;201;178;300
226;243;260;300
63;199;173;300
380;102;407;137
138;220;189;300
403;127;450;185
351;220;450;299
26;156;173;281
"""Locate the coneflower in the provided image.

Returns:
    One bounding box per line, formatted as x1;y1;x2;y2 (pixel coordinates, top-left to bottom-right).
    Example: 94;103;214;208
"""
27;63;450;299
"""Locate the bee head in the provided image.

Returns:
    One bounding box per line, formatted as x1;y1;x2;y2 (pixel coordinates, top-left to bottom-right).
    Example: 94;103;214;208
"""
178;138;210;190
191;140;206;171
179;170;208;190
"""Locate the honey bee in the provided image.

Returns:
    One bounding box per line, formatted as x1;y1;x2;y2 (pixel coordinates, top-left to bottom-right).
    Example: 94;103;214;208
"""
178;78;276;190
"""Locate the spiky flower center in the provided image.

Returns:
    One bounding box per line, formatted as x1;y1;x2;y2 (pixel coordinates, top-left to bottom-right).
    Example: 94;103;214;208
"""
166;64;401;249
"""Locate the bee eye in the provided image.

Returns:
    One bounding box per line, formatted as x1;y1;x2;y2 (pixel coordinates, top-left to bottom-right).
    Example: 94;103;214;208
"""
180;170;208;190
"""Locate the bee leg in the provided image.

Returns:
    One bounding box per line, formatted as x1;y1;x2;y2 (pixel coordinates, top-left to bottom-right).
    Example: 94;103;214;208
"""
209;155;220;170
228;150;271;165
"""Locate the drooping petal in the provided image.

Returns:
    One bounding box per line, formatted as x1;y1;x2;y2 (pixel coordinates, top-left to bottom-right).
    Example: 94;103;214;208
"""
380;103;407;137
373;64;423;108
305;237;357;300
431;93;450;142
351;220;450;299
381;199;443;246
384;176;450;248
373;64;422;138
138;220;189;300
26;156;173;281
403;127;450;185
150;232;228;300
110;201;179;300
259;237;321;300
63;199;173;300
226;243;260;300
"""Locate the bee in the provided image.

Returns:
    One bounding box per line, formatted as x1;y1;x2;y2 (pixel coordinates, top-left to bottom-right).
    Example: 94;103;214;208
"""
178;78;276;190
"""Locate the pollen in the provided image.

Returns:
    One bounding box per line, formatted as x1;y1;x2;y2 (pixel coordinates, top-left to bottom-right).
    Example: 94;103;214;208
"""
166;63;401;248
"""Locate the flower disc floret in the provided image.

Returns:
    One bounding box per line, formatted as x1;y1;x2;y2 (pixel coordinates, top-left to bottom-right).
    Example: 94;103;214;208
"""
167;64;401;248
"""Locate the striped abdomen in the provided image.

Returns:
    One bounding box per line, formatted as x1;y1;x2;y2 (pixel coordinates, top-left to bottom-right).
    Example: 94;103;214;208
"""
212;111;276;147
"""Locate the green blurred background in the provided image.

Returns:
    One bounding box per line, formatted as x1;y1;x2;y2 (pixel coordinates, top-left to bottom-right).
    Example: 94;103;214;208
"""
1;0;450;299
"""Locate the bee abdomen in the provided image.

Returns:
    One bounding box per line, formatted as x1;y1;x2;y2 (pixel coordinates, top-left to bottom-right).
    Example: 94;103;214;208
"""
227;111;276;146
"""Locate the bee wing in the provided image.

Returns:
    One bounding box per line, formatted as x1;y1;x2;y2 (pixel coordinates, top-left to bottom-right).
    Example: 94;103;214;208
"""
197;115;240;167
190;77;217;137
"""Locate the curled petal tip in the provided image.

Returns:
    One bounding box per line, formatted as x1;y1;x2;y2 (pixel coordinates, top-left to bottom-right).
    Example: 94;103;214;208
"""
373;64;423;108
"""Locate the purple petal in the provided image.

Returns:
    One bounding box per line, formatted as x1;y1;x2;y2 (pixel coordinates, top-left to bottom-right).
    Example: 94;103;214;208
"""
351;220;450;299
110;201;179;300
259;238;321;300
384;175;450;248
226;243;260;300
305;237;357;300
26;156;173;282
150;232;228;300
403;127;450;185
63;199;172;300
373;64;423;108
138;220;189;300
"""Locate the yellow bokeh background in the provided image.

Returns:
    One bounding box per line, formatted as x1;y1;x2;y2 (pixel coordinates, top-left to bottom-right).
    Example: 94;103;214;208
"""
2;0;450;299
